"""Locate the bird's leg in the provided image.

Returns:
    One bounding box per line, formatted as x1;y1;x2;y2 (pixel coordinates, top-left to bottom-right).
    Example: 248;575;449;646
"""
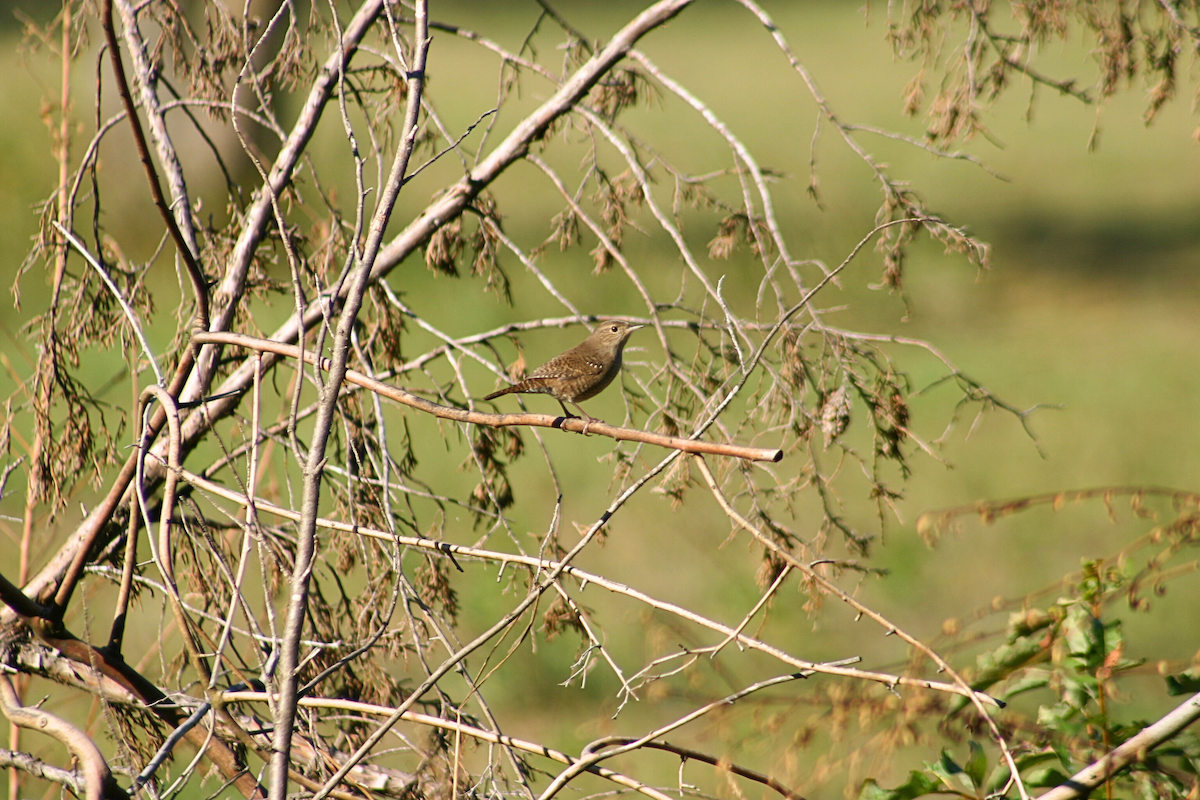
555;399;577;420
570;402;601;436
553;398;590;434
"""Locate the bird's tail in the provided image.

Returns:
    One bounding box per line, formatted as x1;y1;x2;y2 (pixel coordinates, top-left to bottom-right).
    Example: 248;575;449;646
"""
482;385;516;401
483;379;553;401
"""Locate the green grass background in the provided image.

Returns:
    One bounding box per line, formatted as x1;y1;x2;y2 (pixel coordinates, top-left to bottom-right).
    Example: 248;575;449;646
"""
2;0;1199;794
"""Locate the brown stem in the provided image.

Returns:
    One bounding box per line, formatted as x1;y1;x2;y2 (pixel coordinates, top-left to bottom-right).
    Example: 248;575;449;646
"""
99;0;209;332
267;5;433;796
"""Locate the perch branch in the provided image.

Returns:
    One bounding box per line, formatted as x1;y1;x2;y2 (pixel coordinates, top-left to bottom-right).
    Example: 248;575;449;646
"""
192;331;783;462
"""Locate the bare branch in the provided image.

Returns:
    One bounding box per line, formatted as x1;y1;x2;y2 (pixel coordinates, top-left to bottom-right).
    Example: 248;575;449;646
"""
192;330;783;462
0;675;119;800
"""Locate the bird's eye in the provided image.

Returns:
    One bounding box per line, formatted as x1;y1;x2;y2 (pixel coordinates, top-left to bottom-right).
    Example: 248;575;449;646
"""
610;324;619;332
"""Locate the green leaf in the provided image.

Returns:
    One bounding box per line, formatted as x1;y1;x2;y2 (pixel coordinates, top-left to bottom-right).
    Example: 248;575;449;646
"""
1061;673;1099;711
1166;668;1200;696
1038;700;1077;730
986;749;1063;794
985;760;1012;794
1002;668;1051;699
959;635;1051;700
1062;603;1103;664
1006;608;1053;640
1018;750;1071;771
858;771;941;800
1025;767;1073;788
929;749;962;787
964;741;987;789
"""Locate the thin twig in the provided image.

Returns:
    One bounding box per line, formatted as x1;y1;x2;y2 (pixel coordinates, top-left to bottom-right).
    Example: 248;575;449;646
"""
693;455;1025;799
540;674;807;800
226;691;674;800
164;462;1003;704
52;222;163;386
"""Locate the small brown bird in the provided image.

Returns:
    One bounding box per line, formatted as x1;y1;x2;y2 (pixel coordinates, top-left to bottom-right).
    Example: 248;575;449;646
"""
484;320;642;429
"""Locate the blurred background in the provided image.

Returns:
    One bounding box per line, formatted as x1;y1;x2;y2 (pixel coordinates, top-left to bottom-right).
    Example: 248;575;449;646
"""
1;0;1198;793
